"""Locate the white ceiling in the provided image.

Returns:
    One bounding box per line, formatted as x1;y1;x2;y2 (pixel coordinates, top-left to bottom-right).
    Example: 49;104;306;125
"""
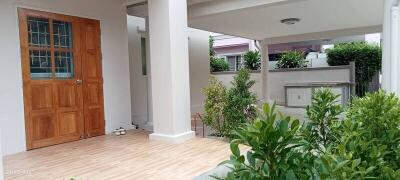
127;0;384;40
188;0;384;40
187;0;214;6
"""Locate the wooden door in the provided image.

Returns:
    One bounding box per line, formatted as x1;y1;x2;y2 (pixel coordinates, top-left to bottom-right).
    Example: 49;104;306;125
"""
19;8;104;150
81;19;105;138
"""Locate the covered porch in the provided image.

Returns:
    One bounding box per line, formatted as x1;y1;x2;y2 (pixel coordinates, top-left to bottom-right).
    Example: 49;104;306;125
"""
0;0;399;179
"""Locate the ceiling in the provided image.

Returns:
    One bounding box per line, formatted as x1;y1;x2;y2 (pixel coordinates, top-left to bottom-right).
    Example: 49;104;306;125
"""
187;0;214;6
127;0;384;40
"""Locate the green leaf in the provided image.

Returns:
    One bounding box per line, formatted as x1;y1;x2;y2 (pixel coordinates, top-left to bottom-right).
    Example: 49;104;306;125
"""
262;163;269;175
351;159;361;169
230;142;240;157
334;160;350;171
285;170;297;180
279;119;289;133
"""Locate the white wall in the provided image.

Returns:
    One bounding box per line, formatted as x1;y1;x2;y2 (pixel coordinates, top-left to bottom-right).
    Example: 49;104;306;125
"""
213;72;263;98
127;16;148;127
269;68;351;105
0;129;3;180
127;16;210;127
189;28;210;113
213;66;351;105
0;0;132;155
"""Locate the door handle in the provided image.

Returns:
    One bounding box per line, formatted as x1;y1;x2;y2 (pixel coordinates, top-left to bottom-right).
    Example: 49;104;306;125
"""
76;79;82;85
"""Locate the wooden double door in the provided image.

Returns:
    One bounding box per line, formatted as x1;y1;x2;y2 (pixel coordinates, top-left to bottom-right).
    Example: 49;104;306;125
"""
18;8;105;150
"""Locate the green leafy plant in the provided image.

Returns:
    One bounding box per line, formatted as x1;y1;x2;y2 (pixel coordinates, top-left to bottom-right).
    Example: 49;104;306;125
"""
317;91;400;179
217;90;400;179
209;35;216;57
218;103;312;180
210;57;229;72
203;77;229;137
276;51;306;69
243;50;261;71
315;143;376;179
209;36;229;72
327;42;382;97
223;69;257;137
303;88;343;153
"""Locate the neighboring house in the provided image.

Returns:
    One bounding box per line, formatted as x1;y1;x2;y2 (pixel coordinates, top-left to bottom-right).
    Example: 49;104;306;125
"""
212;33;257;71
213;33;382;70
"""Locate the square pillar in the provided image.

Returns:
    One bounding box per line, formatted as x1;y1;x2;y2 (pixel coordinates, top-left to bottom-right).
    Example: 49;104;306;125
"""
260;40;270;102
0;129;4;180
143;16;153;131
382;0;400;94
147;0;195;142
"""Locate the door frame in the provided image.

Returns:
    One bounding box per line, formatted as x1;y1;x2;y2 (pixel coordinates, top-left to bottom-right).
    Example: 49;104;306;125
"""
18;8;105;150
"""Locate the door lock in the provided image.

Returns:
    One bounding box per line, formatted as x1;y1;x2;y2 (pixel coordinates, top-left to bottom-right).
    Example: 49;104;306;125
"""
76;79;82;85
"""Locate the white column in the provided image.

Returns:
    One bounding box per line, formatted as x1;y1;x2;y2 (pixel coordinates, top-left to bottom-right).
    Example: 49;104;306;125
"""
382;0;391;90
382;0;400;94
391;5;400;93
144;16;153;131
260;40;270;102
0;129;4;180
147;0;195;142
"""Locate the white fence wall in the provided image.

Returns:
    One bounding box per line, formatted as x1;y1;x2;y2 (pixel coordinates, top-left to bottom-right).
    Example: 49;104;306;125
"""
212;66;352;106
269;57;330;69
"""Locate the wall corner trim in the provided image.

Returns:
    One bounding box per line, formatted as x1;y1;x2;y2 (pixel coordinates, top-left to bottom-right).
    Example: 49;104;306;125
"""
149;131;195;143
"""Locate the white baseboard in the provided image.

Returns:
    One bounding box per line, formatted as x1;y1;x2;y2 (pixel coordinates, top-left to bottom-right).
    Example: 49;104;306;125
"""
149;131;195;143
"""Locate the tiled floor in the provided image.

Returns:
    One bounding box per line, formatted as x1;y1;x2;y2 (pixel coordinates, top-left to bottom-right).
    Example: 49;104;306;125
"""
4;130;238;180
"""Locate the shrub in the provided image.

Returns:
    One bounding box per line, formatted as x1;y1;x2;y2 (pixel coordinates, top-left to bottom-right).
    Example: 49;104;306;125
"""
209;36;229;72
202;77;229;137
276;51;306;69
345;91;400;177
223;69;257;137
209;35;216;57
303;88;343;153
218;90;400;179
243;50;261;71
327;42;382;96
210;57;229;72
317;91;400;179
218;103;312;179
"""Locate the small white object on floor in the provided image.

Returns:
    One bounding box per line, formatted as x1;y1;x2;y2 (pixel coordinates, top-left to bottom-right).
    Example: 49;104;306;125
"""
113;127;127;136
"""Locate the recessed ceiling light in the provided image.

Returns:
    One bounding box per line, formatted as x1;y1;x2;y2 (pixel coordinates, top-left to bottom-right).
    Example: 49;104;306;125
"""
281;18;301;25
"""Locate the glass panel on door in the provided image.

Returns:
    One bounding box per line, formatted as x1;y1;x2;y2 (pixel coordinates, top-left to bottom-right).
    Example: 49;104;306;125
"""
53;20;74;79
29;50;52;79
53;21;72;48
28;17;50;47
55;51;74;79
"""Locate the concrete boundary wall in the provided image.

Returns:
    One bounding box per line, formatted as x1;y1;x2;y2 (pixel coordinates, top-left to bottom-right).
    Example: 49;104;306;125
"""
212;65;353;105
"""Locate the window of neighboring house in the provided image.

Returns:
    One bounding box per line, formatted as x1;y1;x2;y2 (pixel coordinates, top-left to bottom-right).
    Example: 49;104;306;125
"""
141;37;147;76
226;55;243;71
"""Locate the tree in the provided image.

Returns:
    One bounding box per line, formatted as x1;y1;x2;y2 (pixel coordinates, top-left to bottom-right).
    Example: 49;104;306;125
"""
243;50;261;70
209;35;216;57
210;57;229;72
209;35;229;72
202;77;229;136
276;51;307;69
223;69;257;137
